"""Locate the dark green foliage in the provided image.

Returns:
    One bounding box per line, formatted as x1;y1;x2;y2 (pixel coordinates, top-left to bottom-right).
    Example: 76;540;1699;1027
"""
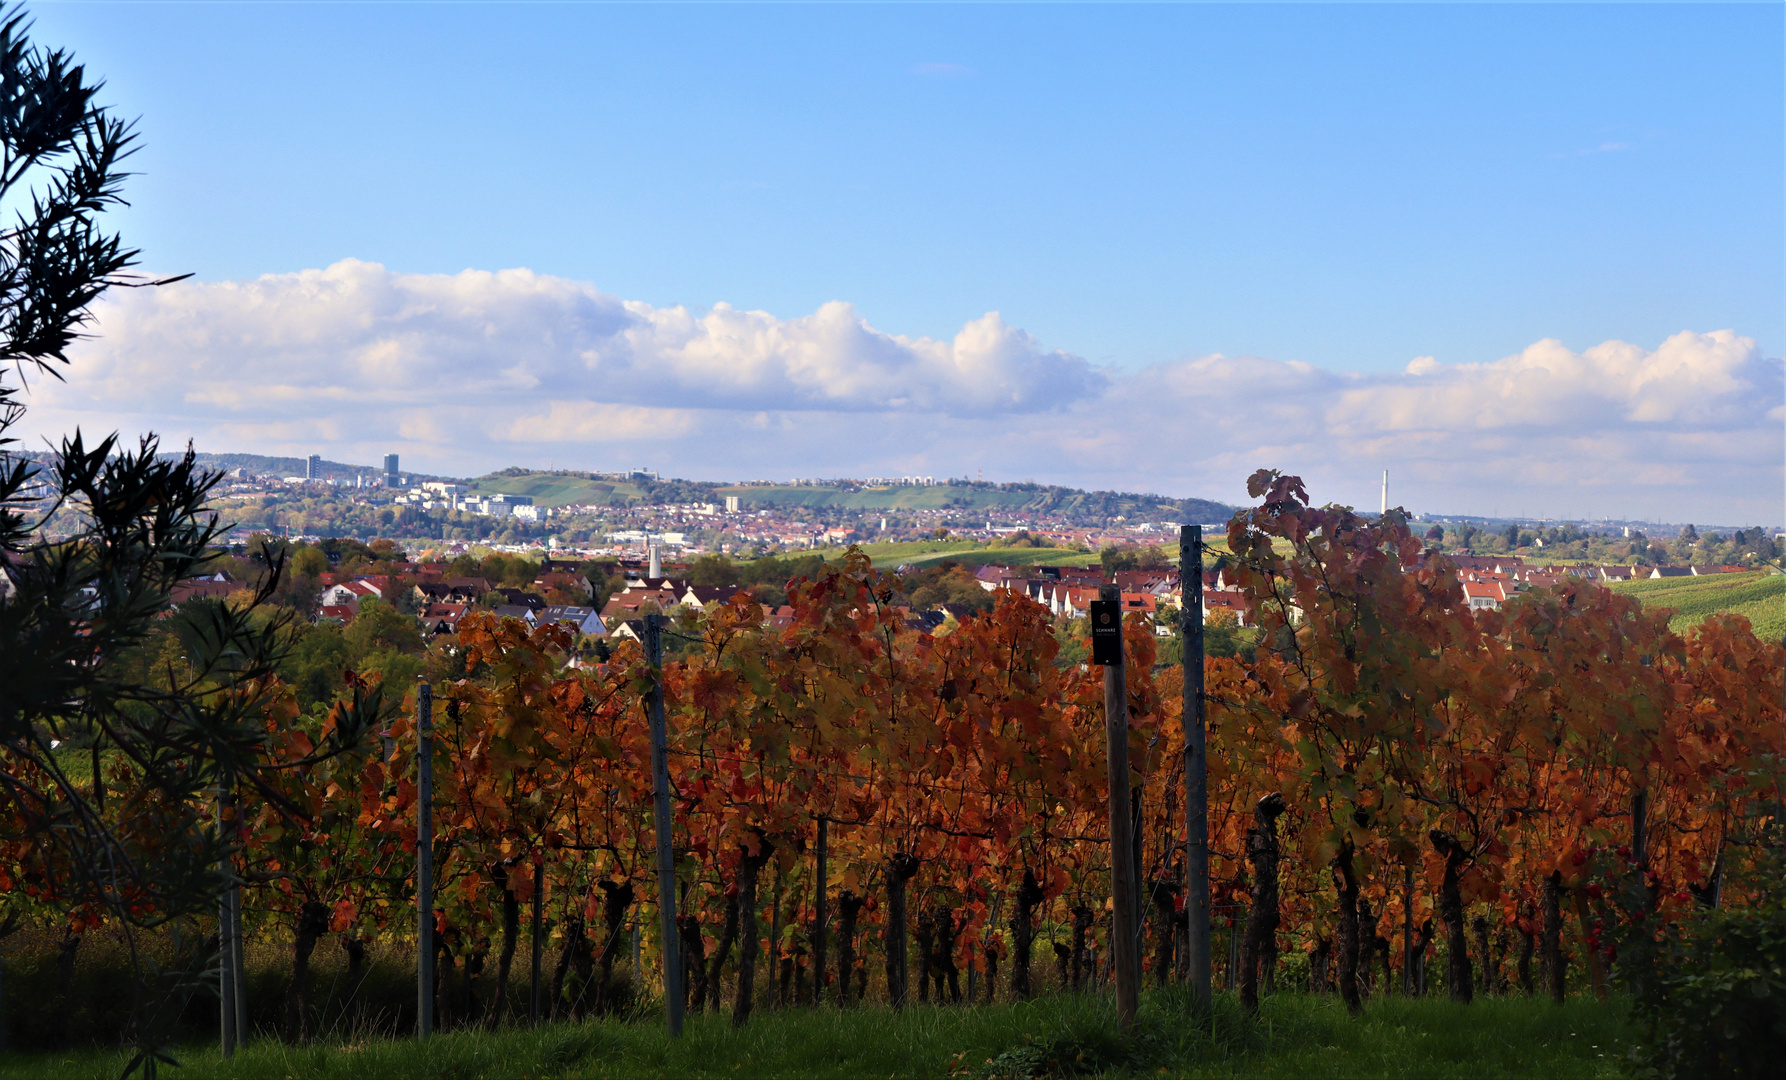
0;7;379;1066
687;553;740;587
981;1019;1155;1079
1623;852;1786;1080
1099;544;1170;573
0;932;425;1052
901;561;995;615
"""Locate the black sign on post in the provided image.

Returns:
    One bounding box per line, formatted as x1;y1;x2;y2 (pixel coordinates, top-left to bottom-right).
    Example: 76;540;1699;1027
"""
1090;598;1123;666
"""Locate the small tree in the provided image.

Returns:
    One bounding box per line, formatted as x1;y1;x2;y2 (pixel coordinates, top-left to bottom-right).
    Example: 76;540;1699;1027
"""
0;6;372;1067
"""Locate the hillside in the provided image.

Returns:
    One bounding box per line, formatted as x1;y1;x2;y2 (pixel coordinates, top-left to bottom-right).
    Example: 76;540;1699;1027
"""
467;472;650;507
466;470;1237;524
718;481;1233;523
136;451;456;483
1610;569;1786;642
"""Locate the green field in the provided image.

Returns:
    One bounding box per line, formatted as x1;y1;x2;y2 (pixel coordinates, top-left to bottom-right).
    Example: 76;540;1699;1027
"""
468;474;650;508
0;992;1635;1080
1609;569;1786;641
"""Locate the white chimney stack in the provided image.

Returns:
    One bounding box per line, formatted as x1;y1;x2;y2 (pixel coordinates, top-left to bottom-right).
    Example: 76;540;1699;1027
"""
648;538;661;579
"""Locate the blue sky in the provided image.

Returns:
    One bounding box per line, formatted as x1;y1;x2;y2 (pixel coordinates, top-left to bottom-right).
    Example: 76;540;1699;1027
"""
23;2;1786;521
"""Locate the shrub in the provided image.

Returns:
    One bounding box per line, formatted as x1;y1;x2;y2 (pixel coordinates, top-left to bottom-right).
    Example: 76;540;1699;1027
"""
1624;852;1786;1080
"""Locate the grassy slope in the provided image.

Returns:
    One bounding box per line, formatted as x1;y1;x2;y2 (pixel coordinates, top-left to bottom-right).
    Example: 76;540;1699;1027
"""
0;993;1633;1080
468;475;647;508
1609;569;1786;641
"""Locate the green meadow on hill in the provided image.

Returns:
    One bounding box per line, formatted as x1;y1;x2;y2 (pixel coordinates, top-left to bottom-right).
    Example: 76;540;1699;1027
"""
1609;569;1785;641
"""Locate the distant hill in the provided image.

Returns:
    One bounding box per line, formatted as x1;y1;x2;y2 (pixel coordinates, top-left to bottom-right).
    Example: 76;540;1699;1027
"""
139;451;453;483
718;481;1233;523
468;469;1235;525
43;451;1235;527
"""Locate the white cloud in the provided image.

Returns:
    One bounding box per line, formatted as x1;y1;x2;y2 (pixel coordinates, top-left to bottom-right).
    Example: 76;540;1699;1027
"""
50;259;1101;419
15;260;1784;524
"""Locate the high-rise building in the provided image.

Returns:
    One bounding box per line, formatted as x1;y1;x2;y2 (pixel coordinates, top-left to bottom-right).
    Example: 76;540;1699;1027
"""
305;454;322;481
384;453;400;486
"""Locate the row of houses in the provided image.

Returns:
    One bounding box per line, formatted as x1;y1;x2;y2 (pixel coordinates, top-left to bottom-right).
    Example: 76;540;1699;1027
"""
970;564;1252;629
964;553;1759;621
1450;559;1753;611
411;601;606;639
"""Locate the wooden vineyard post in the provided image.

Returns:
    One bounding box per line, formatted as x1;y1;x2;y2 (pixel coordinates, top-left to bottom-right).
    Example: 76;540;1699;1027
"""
229;863;246;1048
1402;864;1415;996
1180;525;1211;1008
1573;887;1609;1001
814;816;828;1006
416;681;435;1038
219;887;234;1055
1094;583;1140;1029
218;779;238;1058
529;859;545;1025
645;614;684;1037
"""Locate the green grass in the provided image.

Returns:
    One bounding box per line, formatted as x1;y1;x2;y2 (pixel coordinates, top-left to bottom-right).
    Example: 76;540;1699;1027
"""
467;475;648;508
1609;569;1786;641
0;992;1635;1080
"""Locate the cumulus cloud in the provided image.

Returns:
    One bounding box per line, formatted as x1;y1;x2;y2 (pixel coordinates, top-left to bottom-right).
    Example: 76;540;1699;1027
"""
16;260;1783;524
50;259;1101;419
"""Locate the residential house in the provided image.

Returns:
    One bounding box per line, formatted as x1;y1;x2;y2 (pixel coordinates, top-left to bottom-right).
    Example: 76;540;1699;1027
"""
904;610;949;634
974;565;1019;592
1463;581;1508;611
445;577;496;601
316;604;357;624
493;588;548;612
1058;586;1101;618
600;591;676;624
616;576;689;598
319;579;384;608
1202;590;1250;625
171;577;240;606
538;605;606;638
537;571;594;600
607;619;647;644
422;602;471;637
681;584;743;609
412;581;449;603
1112;571;1175;595
1448;555;1526;575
